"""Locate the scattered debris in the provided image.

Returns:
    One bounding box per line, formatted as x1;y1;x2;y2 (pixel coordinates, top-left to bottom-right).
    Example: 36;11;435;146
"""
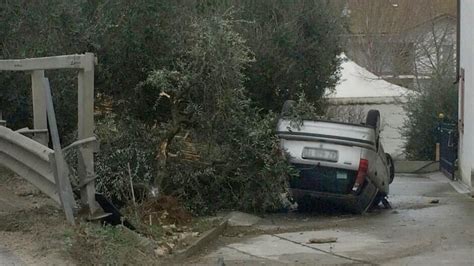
308;237;338;244
430;199;440;204
155;245;171;257
382;197;392;209
139;196;192;226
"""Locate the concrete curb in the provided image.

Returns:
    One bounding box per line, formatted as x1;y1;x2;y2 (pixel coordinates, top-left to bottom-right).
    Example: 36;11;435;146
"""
173;215;229;260
448;179;472;195
122;226;156;254
394;161;439;173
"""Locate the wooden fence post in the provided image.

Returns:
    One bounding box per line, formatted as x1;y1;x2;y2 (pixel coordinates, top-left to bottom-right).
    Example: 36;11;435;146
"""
77;53;99;214
31;70;48;145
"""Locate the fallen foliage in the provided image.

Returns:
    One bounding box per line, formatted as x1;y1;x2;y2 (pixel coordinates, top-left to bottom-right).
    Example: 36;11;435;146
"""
139;196;192;226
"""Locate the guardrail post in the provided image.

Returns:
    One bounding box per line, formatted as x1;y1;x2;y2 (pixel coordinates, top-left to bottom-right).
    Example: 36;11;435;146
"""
0;53;101;217
31;70;48;145
77;53;99;214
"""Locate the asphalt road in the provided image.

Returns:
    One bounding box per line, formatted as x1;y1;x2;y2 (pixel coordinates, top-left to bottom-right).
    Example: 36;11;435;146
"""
0;246;23;265
190;172;474;265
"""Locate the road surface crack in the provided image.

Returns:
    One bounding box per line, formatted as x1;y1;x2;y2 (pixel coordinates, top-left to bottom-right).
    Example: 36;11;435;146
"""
225;245;283;263
271;234;375;265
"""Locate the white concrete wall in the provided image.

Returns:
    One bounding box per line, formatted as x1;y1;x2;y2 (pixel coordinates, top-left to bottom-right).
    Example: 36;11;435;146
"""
329;101;407;160
459;0;474;186
359;103;407;160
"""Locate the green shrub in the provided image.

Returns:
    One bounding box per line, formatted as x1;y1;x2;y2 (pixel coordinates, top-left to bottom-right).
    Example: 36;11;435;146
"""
403;77;458;160
94;115;158;202
136;12;298;215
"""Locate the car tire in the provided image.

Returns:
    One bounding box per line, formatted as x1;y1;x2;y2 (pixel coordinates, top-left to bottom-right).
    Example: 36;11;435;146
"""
366;110;380;150
386;153;395;184
366;110;380;128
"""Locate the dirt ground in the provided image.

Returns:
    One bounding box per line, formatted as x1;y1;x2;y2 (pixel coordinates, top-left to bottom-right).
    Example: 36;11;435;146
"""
0;167;73;265
0;167;223;265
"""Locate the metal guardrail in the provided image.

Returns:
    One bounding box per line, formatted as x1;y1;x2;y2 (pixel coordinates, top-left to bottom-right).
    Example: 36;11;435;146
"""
0;54;100;223
0;125;59;204
0;79;96;224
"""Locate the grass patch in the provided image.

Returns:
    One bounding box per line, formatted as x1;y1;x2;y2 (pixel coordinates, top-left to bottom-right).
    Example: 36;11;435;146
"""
69;223;159;265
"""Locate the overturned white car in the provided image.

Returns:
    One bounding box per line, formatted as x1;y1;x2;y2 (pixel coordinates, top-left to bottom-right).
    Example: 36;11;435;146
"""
277;103;394;213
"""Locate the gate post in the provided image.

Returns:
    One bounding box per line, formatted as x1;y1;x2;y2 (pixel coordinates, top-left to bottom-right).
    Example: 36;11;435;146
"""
77;53;99;214
31;70;48;145
435;143;440;161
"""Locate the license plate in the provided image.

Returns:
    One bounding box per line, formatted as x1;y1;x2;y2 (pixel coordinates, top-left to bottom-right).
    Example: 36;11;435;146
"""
302;147;338;162
336;171;348;180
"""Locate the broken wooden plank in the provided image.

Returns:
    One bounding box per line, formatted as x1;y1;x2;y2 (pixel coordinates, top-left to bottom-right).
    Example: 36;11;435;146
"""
307;237;338;244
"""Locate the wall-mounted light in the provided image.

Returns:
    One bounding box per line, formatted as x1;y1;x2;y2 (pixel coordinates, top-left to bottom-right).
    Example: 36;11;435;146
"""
387;0;399;8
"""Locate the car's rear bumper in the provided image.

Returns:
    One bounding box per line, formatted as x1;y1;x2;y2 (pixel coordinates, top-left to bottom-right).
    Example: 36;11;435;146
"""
290;179;379;214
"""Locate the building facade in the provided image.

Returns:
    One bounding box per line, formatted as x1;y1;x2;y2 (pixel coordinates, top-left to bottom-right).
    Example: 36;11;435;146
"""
457;0;474;186
327;55;408;159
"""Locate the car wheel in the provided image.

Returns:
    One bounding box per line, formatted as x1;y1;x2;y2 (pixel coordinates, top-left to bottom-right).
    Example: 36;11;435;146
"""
386;153;395;184
366;110;380;149
366;110;380;128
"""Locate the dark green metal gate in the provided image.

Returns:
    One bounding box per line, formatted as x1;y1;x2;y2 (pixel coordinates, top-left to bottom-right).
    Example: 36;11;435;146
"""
438;123;457;179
